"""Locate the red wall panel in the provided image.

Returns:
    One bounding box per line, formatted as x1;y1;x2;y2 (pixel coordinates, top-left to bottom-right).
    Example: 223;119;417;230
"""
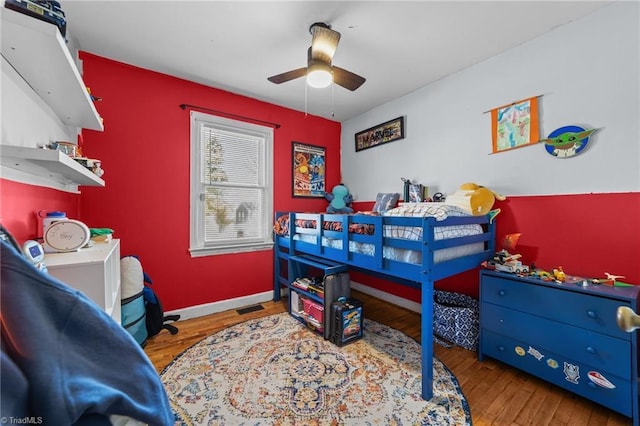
0;179;80;241
76;53;341;311
352;193;640;301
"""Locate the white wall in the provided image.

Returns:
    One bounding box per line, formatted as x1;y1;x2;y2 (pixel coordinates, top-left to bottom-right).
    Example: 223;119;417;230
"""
341;2;639;200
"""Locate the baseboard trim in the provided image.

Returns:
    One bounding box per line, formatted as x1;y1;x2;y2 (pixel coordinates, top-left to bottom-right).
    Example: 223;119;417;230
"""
350;281;421;314
165;282;420;321
165;290;274;321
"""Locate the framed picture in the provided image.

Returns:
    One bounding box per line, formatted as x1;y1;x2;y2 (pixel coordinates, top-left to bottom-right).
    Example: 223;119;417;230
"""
355;116;405;152
292;142;326;198
490;96;540;153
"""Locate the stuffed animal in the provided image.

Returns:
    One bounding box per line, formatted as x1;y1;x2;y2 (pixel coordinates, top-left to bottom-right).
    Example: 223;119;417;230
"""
325;184;353;213
445;183;506;216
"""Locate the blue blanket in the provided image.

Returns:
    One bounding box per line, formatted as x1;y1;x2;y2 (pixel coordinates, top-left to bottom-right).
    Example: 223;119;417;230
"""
1;240;174;425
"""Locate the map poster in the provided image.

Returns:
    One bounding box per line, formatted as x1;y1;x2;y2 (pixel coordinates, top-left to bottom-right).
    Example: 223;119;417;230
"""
490;96;540;153
292;142;326;198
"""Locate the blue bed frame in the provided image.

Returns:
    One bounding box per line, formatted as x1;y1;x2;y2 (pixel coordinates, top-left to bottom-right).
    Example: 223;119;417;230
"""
273;211;496;401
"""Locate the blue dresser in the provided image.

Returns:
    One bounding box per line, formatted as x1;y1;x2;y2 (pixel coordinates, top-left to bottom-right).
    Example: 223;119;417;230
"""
479;270;640;425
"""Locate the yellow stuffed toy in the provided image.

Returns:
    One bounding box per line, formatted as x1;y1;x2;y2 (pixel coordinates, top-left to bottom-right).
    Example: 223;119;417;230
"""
445;183;506;216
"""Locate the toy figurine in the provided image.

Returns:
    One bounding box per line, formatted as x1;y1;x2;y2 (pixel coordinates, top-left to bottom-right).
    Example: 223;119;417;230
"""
325;184;353;214
529;268;554;281
591;273;634;287
553;266;566;282
484;249;530;274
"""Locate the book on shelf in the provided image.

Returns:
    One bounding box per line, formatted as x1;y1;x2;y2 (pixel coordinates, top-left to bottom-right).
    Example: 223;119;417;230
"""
292;277;312;290
306;283;325;298
290;291;304;317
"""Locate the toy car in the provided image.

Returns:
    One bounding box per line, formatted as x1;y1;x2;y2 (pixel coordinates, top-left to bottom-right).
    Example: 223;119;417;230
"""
529;269;554;281
495;261;530;274
484;249;530;274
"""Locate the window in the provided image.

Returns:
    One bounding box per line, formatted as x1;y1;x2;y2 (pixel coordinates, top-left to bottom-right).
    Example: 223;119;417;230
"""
189;111;273;257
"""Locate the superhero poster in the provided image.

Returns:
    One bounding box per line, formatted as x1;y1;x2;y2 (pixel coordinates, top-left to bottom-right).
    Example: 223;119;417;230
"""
292;142;325;198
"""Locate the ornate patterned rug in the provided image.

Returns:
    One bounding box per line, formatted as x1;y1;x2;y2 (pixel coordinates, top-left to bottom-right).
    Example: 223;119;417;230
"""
161;313;471;425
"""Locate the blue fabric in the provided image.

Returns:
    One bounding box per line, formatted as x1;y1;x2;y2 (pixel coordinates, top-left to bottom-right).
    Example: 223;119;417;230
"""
143;285;158;304
0;240;175;425
372;192;400;213
121;292;148;346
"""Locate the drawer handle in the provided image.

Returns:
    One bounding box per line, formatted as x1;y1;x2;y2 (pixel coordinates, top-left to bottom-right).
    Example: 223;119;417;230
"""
586;346;596;354
498;290;506;297
587;310;598;319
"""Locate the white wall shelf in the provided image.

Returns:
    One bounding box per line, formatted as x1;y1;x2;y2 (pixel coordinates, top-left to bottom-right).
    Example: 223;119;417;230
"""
1;7;103;131
1;146;105;187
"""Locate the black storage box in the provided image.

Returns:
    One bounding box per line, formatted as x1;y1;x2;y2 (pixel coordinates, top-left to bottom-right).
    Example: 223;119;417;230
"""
329;297;363;346
322;272;350;339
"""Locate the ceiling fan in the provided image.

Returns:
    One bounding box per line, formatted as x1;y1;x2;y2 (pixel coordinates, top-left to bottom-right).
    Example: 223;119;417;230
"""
267;22;366;91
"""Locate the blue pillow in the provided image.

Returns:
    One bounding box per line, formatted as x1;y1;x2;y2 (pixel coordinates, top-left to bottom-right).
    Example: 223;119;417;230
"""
372;193;400;213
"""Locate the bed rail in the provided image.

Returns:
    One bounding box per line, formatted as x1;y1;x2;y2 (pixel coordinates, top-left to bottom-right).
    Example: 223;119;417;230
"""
274;211;495;283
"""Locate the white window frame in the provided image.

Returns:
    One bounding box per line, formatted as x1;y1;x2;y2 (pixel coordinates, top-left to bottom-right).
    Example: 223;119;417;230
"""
189;111;274;257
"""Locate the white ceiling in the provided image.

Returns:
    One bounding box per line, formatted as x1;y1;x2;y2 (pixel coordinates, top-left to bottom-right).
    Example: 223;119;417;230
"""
62;1;610;122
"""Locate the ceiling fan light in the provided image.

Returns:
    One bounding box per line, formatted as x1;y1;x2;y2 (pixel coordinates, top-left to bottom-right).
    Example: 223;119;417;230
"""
306;63;332;88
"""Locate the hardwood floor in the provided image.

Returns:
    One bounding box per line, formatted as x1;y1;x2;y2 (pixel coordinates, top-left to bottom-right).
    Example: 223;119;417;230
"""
144;290;632;426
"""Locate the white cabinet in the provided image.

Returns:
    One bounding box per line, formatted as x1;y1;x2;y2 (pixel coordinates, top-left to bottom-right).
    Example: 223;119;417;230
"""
45;240;121;324
1;7;104;191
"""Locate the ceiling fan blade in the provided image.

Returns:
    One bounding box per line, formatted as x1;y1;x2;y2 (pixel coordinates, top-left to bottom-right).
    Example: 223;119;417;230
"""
332;66;366;91
267;67;307;84
310;22;340;63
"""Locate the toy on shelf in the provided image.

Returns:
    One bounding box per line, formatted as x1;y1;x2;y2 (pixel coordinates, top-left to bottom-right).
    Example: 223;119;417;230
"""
528;265;554;282
552;266;566;282
481;233;530;275
482;250;530;274
529;269;555;281
591;273;634;287
502;233;521;252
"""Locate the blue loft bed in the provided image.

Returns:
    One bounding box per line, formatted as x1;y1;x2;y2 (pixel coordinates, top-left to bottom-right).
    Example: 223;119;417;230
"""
273;205;496;400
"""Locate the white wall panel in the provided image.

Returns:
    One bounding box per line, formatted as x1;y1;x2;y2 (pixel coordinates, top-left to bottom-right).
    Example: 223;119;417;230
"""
341;2;639;200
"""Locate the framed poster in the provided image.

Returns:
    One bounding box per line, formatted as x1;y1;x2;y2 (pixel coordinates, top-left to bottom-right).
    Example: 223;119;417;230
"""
292;142;326;198
355;116;405;152
490;96;540;153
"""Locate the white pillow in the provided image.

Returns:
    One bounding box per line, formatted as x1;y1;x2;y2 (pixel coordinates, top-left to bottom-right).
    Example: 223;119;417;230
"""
384;202;470;221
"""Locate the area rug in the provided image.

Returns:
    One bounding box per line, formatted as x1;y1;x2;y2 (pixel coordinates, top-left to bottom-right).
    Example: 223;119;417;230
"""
161;313;471;425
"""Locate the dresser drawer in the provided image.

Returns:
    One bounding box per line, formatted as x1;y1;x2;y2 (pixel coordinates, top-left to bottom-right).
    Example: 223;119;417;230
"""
481;275;629;339
481;329;632;417
482;303;631;378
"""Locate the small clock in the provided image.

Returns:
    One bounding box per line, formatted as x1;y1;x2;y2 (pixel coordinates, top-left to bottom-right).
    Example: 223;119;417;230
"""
44;219;91;252
22;240;45;263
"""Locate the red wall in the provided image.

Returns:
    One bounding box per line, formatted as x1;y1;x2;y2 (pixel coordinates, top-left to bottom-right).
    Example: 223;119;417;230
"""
0;179;79;240
3;52;339;311
352;192;640;301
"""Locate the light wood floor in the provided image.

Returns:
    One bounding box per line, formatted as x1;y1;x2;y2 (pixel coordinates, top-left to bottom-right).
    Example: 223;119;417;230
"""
144;290;632;426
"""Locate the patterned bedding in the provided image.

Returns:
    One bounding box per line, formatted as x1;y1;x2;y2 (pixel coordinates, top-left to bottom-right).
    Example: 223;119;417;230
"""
274;203;484;264
273;213;376;237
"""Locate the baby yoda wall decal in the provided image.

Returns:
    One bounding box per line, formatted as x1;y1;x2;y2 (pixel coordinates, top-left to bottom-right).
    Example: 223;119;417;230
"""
541;125;599;158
